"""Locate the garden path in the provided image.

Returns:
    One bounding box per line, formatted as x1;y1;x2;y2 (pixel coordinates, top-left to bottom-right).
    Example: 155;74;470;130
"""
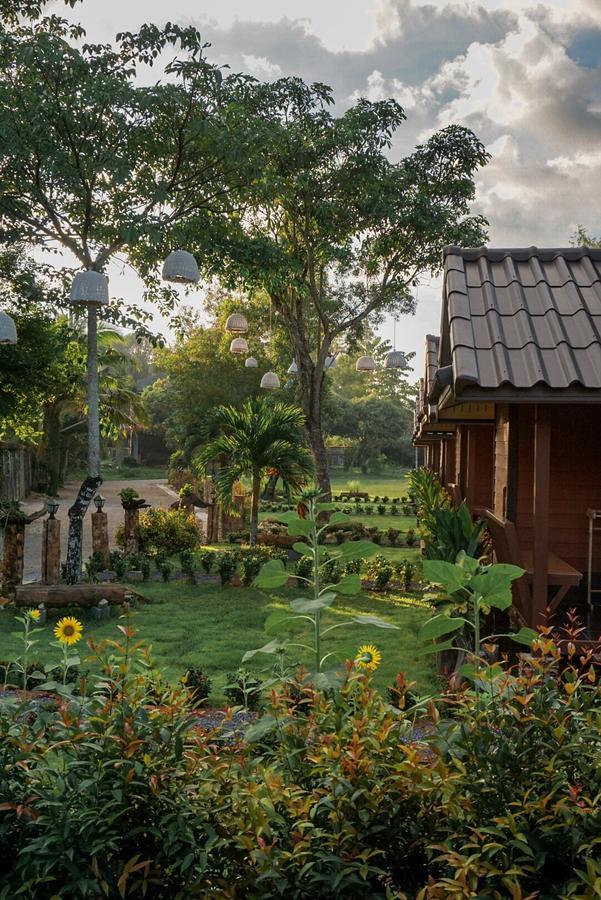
16;479;179;583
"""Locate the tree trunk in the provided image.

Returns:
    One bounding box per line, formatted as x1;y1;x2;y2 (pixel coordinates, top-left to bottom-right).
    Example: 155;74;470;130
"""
43;404;62;496
306;417;331;499
250;471;261;547
65;305;102;582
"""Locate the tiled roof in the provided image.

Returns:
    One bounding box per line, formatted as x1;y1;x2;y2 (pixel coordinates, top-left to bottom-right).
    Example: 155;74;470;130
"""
442;246;601;391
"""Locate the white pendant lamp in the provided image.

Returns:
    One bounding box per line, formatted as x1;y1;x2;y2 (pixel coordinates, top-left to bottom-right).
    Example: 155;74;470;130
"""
0;310;17;344
245;356;258;368
287;360;298;375
225;312;248;334
356;355;376;372
260;370;280;390
161;250;199;284
230;337;249;354
70;270;109;306
325;355;336;370
384;350;407;369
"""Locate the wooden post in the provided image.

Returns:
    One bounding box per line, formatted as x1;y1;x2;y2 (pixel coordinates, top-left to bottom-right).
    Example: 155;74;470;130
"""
532;404;551;625
41;517;61;585
91;510;110;566
123;508;140;555
2;521;25;590
464;426;478;511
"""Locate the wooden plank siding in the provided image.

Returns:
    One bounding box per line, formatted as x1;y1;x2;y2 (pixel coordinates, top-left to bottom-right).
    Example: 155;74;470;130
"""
462;423;495;513
512;405;601;572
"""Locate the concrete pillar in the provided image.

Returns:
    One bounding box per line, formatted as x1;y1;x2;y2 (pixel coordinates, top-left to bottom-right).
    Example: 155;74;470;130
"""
42;517;61;585
91;509;110;566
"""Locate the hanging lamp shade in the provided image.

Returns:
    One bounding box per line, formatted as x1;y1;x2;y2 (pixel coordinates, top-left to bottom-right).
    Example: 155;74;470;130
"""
287;360;298;375
325;355;336;370
260;370;280;390
356;355;376;372
384;350;407;369
225;312;248;334
161;250;199;284
0;310;17;344
245;356;258;368
70;270;109;306
230;337;249;354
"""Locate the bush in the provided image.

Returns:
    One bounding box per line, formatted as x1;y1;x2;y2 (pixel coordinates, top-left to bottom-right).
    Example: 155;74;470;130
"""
294;555;313;587
179;549;196;578
137;507;202;557
240;551;264;586
386;527;400;546
377;504;386;515
216;551;237;586
405;528;416;547
84;550;105;582
121;455;138;468
1;626;598;898
198;549;215;574
321;555;342;585
227;529;250;544
156;555;173;582
224;668;262;710
364;554;393;590
118;486;139;506
364;504;373;515
344;558;362;576
183;666;212;706
109;550;127;579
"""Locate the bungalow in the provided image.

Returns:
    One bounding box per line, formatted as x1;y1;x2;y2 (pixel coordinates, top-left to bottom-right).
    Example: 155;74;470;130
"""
414;245;601;634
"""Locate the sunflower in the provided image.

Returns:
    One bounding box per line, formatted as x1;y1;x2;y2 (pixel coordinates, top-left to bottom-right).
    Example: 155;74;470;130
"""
54;616;83;645
355;644;382;672
28;609;41;622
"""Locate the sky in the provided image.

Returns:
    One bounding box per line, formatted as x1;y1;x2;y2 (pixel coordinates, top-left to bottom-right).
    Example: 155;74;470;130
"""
58;0;601;371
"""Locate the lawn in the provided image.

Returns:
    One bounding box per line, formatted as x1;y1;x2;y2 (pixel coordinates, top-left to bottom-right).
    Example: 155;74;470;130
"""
330;468;412;498
0;582;435;703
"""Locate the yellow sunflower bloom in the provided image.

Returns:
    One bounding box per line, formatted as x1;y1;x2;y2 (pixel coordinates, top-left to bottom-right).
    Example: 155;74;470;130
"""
355;644;381;672
29;609;41;622
54;616;83;645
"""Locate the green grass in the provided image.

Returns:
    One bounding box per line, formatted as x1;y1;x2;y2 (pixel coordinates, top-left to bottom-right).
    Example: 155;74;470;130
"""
330;469;412;499
0;583;435;703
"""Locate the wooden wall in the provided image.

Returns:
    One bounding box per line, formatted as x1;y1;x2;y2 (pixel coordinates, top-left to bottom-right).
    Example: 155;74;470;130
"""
510;405;601;572
459;423;494;512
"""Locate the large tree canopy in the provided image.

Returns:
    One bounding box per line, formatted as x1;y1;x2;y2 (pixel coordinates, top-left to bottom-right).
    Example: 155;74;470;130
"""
208;78;489;494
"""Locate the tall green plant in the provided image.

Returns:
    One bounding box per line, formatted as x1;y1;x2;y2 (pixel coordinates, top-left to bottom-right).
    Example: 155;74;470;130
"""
423;502;485;561
196;397;313;546
420;554;535;690
246;493;397;674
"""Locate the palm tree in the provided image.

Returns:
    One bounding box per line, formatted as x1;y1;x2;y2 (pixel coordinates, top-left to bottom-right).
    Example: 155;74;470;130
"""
197;398;313;546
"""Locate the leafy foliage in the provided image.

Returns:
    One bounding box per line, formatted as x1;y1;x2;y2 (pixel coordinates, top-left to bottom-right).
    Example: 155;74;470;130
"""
135;507;202;558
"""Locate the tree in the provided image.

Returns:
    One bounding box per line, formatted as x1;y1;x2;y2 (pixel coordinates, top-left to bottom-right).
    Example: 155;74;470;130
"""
196;398;313;546
0;9;265;578
214;79;489;496
571;226;601;248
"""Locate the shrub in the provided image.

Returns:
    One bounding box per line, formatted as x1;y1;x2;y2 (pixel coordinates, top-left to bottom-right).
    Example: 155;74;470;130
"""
227;529;250;544
155;555;173;582
405;528;416;547
377;503;386;515
294;555;313;587
386;527;400;546
182;666;212;706
138;507;201;557
179;549;196;578
241;552;264;586
364;504;373;515
118;486;139;506
344;558;362;576
84;550;104;582
109;550;127;579
216;551;237;586
389;503;399;516
139;556;151;581
365;554;393;590
321;555;342;585
198;549;215;574
224;667;262;709
121;454;138;468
